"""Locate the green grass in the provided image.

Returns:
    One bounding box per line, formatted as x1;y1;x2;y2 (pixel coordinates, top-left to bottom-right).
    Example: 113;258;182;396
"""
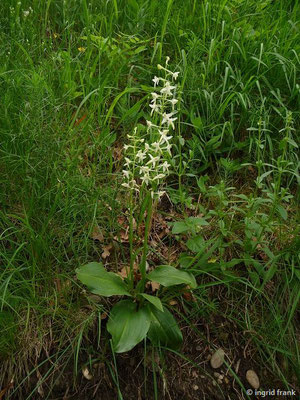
0;0;299;398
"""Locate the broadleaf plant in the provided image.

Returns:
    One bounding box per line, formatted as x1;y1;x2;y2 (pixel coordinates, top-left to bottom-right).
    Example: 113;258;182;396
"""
76;58;197;353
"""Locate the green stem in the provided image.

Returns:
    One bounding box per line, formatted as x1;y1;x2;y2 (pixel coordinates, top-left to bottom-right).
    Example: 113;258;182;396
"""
139;194;153;291
128;189;135;290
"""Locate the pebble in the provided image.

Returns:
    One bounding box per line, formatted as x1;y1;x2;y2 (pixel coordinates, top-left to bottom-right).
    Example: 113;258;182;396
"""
210;348;225;369
82;367;93;380
193;385;199;391
246;370;260;389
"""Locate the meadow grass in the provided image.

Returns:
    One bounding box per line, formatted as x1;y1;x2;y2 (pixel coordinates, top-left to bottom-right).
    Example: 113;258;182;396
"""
0;0;299;398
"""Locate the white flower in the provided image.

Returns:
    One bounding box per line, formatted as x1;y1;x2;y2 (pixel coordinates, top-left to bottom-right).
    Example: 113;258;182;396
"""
172;72;179;80
151;142;161;152
23;10;30;17
124;144;133;151
158;130;173;144
146;120;153;129
144;143;150;152
165;143;172;154
169;98;178;106
161;112;177;129
121;182;130;188
147;154;160;167
124;157;132;167
151;92;160;100
152;76;160;86
149;103;160;115
141;174;150;185
154;173;165;180
162;161;170;172
166;56;170;65
136;150;146;162
140;166;150;174
122;170;130;179
160;81;176;96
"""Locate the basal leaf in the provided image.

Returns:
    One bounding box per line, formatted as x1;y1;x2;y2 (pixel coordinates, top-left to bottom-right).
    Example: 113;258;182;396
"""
147;304;182;349
76;262;131;297
140;293;163;311
107;300;150;353
147;265;197;289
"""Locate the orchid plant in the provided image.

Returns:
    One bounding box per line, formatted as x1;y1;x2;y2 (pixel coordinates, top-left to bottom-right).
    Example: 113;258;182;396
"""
76;58;196;353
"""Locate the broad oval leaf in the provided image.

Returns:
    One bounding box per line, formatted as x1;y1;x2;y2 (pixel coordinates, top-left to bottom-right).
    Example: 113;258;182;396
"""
139;293;163;311
107;300;150;353
76;262;131;297
147;265;197;289
147;304;182;349
186;236;205;253
172;217;209;234
172;221;189;234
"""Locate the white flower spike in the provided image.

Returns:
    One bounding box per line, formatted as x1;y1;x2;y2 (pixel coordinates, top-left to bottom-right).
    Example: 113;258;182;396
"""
122;57;181;199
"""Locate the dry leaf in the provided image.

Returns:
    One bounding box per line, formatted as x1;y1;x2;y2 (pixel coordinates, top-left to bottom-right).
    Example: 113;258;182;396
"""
0;379;14;400
182;291;196;302
120;229;129;242
100;312;108;320
169;299;178;306
101;244;112;259
132;218;137;230
113;145;123;161
75;113;87;126
91;226;104;242
118;263;139;280
37;384;44;397
82;367;93;380
150;281;160;292
54;278;61;292
36;370;44;397
118;266;130;279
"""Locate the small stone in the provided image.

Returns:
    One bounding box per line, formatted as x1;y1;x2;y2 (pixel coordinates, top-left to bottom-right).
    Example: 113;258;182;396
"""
193;385;199;391
217;378;223;385
210;349;225;369
82;367;93;380
214;372;221;378
246;370;260;389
